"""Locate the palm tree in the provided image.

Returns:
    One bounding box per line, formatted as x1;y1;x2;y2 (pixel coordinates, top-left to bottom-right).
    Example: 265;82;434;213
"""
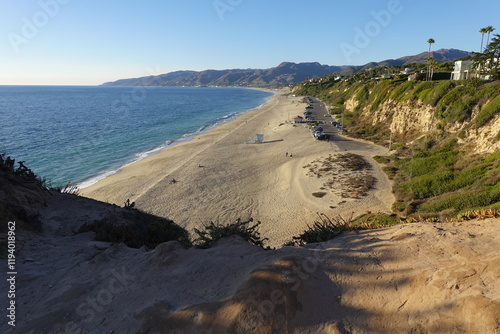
427;38;435;81
427;38;435;57
480;27;488;52
486;26;496;48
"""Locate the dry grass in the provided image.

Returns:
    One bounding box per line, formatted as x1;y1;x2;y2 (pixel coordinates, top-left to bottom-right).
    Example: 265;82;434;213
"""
304;153;373;199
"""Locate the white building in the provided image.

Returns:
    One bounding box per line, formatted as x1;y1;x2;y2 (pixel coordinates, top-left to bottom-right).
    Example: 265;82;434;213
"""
450;60;474;80
401;68;414;75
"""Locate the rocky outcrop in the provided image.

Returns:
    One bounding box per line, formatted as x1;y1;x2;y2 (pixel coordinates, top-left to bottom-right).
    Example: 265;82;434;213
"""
342;95;499;155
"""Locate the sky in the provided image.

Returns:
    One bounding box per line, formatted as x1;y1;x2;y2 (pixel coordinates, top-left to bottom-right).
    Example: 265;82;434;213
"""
1;0;499;85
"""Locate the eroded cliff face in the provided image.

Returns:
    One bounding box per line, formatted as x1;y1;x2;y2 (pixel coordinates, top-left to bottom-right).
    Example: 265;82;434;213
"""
342;96;499;155
378;100;436;136
460;113;500;154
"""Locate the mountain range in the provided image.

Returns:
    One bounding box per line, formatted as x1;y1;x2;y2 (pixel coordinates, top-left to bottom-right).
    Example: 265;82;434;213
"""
102;49;470;87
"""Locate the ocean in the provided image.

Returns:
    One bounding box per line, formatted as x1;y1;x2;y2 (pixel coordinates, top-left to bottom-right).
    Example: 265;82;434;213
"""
0;86;275;188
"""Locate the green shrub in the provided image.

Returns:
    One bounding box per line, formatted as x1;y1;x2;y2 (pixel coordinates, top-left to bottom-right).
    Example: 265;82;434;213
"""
367;81;394;111
475;94;500;128
392;202;407;212
373;155;392;164
356;85;370;107
406;171;456;199
398;150;457;177
409;81;435;101
389;81;415;101
291;214;352;245
417;88;433;103
422;183;500;212
426;81;456;106
404;164;486;200
352;213;401;229
484;151;500;164
194;218;268;249
382;166;398;179
436;86;478;122
79;211;191;249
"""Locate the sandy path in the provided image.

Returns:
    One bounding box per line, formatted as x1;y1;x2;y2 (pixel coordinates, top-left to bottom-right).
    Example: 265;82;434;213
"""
81;92;395;247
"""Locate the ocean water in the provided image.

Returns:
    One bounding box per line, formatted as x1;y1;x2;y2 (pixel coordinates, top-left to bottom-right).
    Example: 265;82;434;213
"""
0;86;275;188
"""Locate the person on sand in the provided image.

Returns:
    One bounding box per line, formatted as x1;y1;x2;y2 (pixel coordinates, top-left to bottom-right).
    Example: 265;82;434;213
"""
289;153;293;158
170;178;177;184
286;152;288;157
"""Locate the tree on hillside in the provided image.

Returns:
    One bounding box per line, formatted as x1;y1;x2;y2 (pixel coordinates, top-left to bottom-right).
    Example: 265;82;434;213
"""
486;26;496;48
473;33;500;80
484;34;500;80
426;38;435;81
427;38;435;57
480;27;488;52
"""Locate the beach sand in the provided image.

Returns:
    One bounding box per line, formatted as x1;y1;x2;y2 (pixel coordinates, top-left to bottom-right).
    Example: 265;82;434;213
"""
81;92;395;247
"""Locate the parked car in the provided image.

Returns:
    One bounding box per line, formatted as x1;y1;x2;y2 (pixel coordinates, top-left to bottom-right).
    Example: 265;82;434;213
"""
313;131;328;140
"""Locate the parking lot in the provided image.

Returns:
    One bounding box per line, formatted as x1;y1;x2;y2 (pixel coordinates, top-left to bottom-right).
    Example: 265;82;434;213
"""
302;97;344;140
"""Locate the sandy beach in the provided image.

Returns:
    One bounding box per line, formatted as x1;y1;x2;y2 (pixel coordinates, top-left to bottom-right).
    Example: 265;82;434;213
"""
81;92;395;247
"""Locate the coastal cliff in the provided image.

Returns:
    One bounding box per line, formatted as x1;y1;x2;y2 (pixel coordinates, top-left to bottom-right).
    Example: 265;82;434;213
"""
296;79;500;154
294;78;500;218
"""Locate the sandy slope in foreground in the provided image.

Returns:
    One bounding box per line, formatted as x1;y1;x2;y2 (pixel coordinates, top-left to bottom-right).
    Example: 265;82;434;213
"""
6;193;500;334
81;93;394;246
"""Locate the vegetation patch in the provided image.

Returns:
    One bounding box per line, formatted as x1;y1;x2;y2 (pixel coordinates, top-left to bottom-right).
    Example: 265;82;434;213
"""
0;154;45;233
394;147;500;216
457;208;500;220
304;153;373;199
351;213;402;229
373;155;392;164
289;212;403;246
78;211;191;249
475;94;500;128
291;214;353;245
193;218;268;249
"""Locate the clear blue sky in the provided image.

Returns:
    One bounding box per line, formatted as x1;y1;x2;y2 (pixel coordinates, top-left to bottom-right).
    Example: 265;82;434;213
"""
1;0;499;85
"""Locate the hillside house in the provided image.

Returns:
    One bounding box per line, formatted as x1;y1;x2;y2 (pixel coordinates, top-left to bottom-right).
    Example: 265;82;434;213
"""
451;60;473;80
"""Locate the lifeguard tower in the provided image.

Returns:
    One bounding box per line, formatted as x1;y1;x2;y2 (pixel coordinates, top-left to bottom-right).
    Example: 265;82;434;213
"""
245;134;264;144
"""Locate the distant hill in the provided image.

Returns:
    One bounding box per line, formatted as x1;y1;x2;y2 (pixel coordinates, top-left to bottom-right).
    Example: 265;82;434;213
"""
102;62;345;87
102;49;470;87
335;48;471;76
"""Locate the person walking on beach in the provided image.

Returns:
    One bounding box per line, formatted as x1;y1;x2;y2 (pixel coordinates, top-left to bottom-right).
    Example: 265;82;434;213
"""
286;152;288;157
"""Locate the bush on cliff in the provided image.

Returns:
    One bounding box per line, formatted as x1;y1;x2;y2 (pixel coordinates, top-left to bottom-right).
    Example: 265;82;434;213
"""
79;210;192;249
193;218;269;249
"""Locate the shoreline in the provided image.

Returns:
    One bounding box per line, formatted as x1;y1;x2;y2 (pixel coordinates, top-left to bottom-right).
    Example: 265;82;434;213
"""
77;87;277;189
81;92;394;247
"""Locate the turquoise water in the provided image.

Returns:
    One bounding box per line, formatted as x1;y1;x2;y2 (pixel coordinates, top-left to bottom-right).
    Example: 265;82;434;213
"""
0;86;274;188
